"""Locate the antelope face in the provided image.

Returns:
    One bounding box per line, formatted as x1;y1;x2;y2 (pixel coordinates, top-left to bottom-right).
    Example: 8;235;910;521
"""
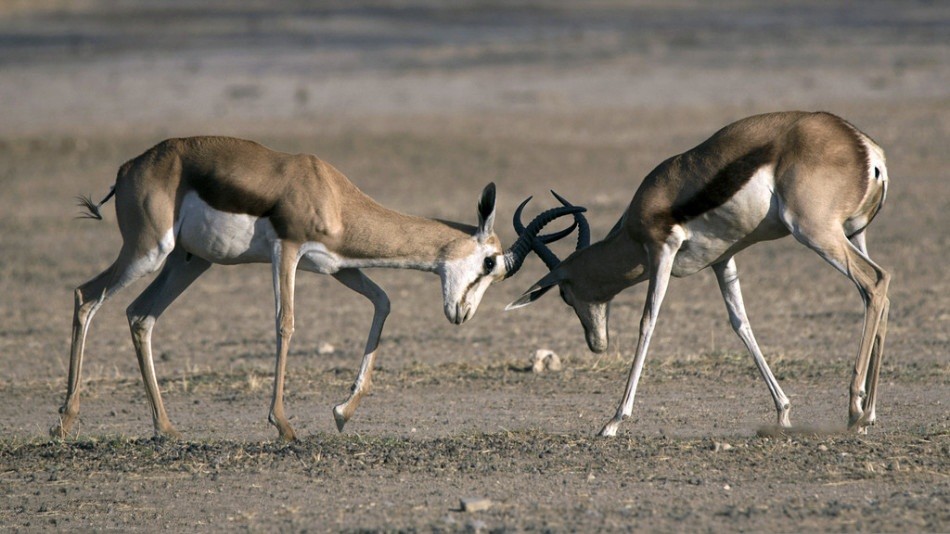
504;191;601;348
507;266;611;353
558;281;610;353
439;183;504;325
440;236;504;325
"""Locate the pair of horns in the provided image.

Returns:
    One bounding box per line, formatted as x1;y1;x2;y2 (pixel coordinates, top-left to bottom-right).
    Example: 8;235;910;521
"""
503;191;590;279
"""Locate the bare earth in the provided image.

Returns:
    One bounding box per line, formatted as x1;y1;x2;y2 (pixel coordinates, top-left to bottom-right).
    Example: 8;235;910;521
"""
1;1;948;531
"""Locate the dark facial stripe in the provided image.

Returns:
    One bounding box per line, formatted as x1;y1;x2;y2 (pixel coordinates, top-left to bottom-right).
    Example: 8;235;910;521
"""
670;143;775;223
461;275;484;306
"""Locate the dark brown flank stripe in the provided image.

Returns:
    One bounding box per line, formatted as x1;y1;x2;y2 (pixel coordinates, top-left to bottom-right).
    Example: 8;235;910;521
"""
187;170;276;218
670;143;776;223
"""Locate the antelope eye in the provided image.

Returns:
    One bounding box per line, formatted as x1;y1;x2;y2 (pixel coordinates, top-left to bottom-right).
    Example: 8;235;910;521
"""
483;256;496;274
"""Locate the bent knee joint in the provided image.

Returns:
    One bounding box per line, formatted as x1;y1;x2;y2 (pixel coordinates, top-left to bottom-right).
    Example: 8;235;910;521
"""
126;309;154;334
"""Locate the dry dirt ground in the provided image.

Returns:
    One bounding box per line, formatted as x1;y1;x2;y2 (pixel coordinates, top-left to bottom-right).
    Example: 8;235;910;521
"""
1;1;948;532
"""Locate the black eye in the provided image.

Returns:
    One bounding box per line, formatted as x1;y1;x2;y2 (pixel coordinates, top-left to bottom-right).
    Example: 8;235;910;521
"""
483;256;496;274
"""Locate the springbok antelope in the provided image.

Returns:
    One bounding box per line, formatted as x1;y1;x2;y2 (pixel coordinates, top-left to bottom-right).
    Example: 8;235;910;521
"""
509;111;890;437
53;136;582;441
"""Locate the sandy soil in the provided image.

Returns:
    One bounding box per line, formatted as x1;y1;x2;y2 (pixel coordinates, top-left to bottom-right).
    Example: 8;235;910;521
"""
1;1;948;531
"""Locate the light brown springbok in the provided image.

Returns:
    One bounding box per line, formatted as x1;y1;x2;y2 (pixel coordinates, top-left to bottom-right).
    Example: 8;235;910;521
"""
54;136;583;441
509;111;889;437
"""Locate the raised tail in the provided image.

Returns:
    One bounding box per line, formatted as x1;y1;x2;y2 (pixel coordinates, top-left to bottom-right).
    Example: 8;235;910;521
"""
75;186;116;220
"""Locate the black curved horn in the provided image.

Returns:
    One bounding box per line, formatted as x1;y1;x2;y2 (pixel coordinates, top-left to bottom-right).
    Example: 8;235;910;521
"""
511;197;582;271
511;191;590;272
503;203;586;279
513;197;579;245
550;190;590;250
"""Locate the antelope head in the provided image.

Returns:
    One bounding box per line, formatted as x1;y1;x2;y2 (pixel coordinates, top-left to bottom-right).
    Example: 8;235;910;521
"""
505;192;609;353
439;184;586;325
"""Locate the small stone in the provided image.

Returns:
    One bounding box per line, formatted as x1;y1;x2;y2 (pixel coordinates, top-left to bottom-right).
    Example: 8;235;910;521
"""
460;497;492;513
818;444;829;452
713;441;733;452
318;342;335;355
466;519;487;532
531;349;562;373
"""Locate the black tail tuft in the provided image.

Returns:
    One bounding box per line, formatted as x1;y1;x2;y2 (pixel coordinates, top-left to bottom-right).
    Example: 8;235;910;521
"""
75;186;116;220
75;195;103;220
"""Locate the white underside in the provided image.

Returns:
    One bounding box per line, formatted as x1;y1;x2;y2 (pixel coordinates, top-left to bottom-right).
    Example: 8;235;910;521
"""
671;165;786;277
176;192;344;273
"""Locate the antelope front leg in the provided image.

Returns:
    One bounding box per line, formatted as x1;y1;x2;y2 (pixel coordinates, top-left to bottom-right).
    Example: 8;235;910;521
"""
269;242;300;442
712;258;791;427
600;237;680;437
330;269;391;431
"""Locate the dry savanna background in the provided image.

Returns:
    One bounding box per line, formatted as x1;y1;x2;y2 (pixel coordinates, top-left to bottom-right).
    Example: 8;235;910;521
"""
0;1;948;531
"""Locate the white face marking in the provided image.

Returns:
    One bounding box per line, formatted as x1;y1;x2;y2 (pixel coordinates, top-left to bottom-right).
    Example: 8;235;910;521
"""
439;241;502;324
673;165;784;276
177;192;277;264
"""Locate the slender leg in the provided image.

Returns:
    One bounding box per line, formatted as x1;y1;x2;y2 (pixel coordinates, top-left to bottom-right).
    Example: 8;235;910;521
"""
712;257;791;427
849;230;888;426
126;246;212;438
862;296;888;425
51;245;172;438
330;269;391;431
599;235;682;437
789;226;889;432
269;241;300;442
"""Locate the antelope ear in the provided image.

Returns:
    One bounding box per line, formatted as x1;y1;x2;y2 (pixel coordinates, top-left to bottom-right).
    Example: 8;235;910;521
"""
476;182;496;242
505;269;563;310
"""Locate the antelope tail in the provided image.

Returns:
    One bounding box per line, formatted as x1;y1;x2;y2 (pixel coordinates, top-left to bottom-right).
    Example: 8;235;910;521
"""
75;186;116;220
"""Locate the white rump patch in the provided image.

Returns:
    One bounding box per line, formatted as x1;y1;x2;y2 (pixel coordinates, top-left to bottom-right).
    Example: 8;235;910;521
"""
859;134;888;204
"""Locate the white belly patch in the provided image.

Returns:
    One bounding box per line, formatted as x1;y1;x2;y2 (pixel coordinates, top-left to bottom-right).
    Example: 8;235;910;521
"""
176;192;345;272
177;192;276;264
672;165;784;276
